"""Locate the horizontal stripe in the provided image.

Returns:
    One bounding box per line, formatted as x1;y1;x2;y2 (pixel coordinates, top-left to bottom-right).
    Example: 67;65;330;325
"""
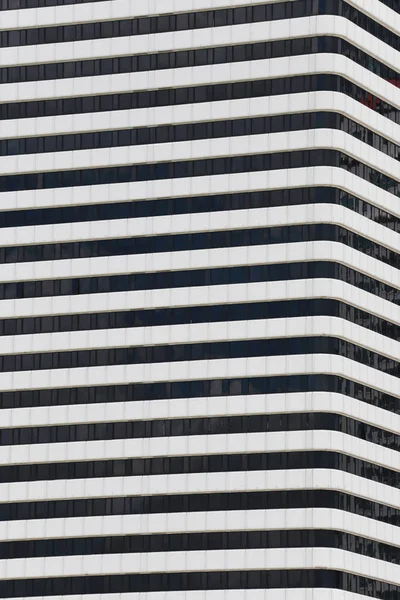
2;507;398;549
1;489;399;529
2;187;398;239
0;274;395;328
1;391;399;438
0;403;400;442
1;548;400;585
1;0;397;62
0;414;397;470
0;590;370;600
1;53;399;119
3;92;398;156
0;337;399;399
0;467;398;508
349;0;400;34
1;529;399;564
0;2;309;47
1;225;398;282
2;112;398;167
3;352;399;401
2;130;400;198
1;212;397;261
0;148;363;186
374;0;399;17
1;410;399;454
0;0;105;10
0;35;365;81
2;170;399;247
0;327;398;380
1;373;398;420
2;172;398;232
0;18;399;87
0;0;292;30
1;165;399;229
0;247;398;303
0;444;398;487
1;76;397;146
0;568;398;598
1;299;398;344
0;266;387;326
0;73;330;122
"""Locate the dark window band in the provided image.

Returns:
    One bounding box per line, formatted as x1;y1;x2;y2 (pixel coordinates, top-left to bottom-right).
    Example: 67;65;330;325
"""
2;111;399;163
3;491;400;538
0;489;398;527
0;336;397;379
1;74;398;129
0;451;398;488
3;225;398;278
1;261;398;306
2;150;399;200
1;412;398;453
1;374;398;416
1;529;398;564
0;0;105;9
1;299;398;344
1;36;399;93
1;569;399;598
2;0;399;57
1;187;398;233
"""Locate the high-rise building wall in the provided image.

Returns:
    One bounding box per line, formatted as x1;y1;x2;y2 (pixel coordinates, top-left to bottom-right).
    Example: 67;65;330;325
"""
0;0;399;597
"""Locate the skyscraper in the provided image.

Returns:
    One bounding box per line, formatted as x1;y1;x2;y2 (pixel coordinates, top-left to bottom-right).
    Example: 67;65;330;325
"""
0;0;399;597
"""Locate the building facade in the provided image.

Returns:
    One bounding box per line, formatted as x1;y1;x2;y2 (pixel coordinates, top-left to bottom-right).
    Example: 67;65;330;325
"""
0;0;399;597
